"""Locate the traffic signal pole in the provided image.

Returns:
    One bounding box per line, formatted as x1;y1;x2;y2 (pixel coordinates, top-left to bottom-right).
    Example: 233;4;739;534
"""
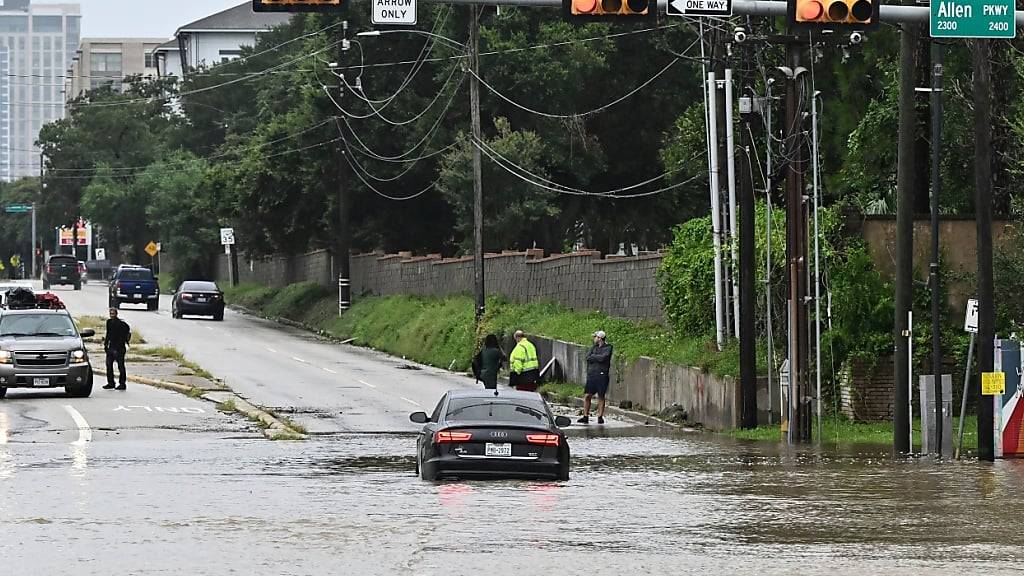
929;40;944;456
973;38;995;462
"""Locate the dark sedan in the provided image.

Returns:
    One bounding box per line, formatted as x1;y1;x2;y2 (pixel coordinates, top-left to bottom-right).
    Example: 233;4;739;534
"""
171;281;225;321
410;389;572;481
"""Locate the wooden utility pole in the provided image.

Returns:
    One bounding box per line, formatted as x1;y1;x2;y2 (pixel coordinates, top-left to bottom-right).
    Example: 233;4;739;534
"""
337;22;352;314
469;5;485;323
973;38;995;462
894;17;918;455
739;98;758;429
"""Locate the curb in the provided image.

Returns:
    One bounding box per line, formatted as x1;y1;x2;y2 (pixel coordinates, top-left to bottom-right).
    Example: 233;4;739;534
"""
550;394;689;429
95;368;307;440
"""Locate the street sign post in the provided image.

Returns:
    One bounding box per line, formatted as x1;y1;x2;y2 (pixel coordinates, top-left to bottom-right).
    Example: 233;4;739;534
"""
964;298;979;333
220;228;235;246
144;241;159;258
931;0;1015;38
372;0;416;24
667;0;732;16
95;248;106;261
4;204;31;213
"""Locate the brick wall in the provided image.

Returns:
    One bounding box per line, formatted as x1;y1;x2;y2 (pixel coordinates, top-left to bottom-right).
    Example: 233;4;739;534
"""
216;249;334;289
840;356;895;422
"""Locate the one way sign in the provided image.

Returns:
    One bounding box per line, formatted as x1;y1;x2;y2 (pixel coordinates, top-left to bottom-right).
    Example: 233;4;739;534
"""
667;0;732;16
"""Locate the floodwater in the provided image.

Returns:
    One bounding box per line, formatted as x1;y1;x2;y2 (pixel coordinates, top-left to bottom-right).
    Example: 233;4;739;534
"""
2;427;1023;575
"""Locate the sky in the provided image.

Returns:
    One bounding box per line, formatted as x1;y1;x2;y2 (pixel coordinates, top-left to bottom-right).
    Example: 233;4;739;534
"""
46;0;249;39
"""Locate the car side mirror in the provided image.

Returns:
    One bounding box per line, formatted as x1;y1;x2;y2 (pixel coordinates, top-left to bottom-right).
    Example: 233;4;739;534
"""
80;329;96;338
154;276;159;282
409;411;429;424
555;415;572;427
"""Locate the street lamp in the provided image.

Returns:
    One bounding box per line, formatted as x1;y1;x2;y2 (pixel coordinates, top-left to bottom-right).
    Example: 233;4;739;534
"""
357;24;485;322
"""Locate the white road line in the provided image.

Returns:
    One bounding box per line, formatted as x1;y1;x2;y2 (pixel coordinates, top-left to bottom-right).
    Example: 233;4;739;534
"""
205;326;214;331
266;347;278;353
63;405;92;446
292;356;308;364
358;379;376;389
401;397;422;407
322;367;338;374
0;412;8;444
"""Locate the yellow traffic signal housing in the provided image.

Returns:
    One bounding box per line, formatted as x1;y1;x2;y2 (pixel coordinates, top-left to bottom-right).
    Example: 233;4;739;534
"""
562;0;656;21
788;0;879;30
253;0;347;12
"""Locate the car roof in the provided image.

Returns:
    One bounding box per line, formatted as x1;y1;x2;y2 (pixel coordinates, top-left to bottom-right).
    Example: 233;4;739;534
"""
1;308;69;316
445;389;545;401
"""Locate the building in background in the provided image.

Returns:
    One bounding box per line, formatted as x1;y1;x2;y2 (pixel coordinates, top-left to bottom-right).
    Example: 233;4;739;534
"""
65;38;165;100
153;2;289;78
0;0;80;180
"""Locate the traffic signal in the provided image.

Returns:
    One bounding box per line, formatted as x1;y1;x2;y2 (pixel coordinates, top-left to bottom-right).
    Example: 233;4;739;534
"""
787;0;879;30
562;0;656;21
253;0;346;12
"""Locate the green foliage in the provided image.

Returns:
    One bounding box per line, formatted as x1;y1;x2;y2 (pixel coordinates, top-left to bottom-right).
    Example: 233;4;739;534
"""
263;282;332;320
729;415;978;450
824;243;894;363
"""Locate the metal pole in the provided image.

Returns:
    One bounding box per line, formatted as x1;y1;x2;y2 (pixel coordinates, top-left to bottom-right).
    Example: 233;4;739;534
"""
708;71;725;350
739;116;758;429
908;310;914;452
470;4;485;323
930;41;944;457
955;332;975;459
30;203;36;281
893;17;917;455
811;88;822;442
973;38;995;462
726;69;740;338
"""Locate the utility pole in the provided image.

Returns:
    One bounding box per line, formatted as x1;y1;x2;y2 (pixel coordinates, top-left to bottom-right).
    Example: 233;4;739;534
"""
929;40;944;456
36;152;42;280
469;5;485;323
973;38;995;462
782;41;810;442
894;17;918;455
337;20;352;314
739;94;758;430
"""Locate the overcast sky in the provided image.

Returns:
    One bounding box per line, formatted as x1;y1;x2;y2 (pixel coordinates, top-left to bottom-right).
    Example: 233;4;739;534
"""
48;0;251;39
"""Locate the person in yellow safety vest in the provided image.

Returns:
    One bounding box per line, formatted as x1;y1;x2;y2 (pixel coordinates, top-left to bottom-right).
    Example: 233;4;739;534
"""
9;255;19;279
509;330;540;392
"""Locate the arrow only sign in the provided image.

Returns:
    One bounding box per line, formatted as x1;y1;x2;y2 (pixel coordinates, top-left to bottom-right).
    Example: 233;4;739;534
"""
667;0;732;16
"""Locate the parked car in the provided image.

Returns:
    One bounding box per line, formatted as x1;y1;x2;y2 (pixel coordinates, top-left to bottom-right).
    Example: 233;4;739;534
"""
171;280;225;321
42;254;81;290
410;389;572;481
0;304;95;399
109;265;160;310
78;261;88;284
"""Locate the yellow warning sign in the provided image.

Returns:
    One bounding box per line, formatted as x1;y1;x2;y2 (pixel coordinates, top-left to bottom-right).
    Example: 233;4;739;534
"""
144;241;159;258
982;372;1006;396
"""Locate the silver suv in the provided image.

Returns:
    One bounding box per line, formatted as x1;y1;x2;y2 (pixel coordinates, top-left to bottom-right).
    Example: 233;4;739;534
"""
0;309;95;399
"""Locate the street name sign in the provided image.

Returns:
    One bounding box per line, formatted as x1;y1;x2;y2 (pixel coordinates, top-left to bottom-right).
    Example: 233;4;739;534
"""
372;0;416;25
4;204;30;213
667;0;732;16
931;0;1015;38
982;371;1006;396
220;228;235;246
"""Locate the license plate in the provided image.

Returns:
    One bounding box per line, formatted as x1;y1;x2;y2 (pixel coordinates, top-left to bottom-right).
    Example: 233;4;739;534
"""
485;443;512;457
134;294;142;299
33;377;50;387
60;276;67;280
197;298;207;303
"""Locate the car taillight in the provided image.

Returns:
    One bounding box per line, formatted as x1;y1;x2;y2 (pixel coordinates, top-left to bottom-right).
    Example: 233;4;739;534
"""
526;434;560;446
181;293;193;300
435;431;472;443
116;281;124;289
46;265;52;274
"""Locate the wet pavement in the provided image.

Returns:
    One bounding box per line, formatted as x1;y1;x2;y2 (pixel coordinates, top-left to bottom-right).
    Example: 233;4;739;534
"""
2;285;1023;574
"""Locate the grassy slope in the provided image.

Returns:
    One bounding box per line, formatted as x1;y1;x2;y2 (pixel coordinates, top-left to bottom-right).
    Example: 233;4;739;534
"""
728;415;979;450
222;284;742;377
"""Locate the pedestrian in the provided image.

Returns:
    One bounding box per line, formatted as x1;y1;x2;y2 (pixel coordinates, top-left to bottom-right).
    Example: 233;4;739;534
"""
509;330;540;392
472;334;504;390
103;307;132;390
579;330;613;425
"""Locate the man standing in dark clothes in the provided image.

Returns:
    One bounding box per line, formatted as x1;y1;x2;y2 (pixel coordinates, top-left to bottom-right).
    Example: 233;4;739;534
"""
472;334;504;390
103;308;131;390
579;330;613;425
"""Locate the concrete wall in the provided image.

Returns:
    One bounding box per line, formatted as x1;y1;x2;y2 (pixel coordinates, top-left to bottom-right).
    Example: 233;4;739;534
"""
216;249;334;289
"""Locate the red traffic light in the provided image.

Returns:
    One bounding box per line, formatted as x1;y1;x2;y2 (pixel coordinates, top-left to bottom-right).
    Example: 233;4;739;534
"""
563;0;655;20
788;0;879;29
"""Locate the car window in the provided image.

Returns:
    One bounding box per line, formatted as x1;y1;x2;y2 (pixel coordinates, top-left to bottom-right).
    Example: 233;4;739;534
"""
49;256;76;265
0;313;77;337
445;398;550;424
430;397;445;422
118;269;154;281
181;281;219;292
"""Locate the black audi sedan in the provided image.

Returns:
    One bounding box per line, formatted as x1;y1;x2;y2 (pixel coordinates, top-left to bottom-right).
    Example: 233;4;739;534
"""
410;389;572;481
171;280;225;321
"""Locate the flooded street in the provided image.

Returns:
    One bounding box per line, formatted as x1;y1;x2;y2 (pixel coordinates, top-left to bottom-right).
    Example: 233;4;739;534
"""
3;426;1023;575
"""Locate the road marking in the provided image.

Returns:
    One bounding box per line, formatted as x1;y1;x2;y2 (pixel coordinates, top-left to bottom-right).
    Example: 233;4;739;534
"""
0;412;8;444
205;326;214;332
63;405;92;446
358;379;376;389
401;397;422;407
292;356;308;364
322;367;338;374
266;347;278;353
113;405;205;414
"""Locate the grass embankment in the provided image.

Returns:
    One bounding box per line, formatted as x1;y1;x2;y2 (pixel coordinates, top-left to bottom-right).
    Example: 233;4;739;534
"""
729;415;979;450
222;283;743;377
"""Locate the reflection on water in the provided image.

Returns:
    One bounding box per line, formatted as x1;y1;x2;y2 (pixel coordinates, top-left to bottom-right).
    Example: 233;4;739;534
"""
2;430;1024;575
